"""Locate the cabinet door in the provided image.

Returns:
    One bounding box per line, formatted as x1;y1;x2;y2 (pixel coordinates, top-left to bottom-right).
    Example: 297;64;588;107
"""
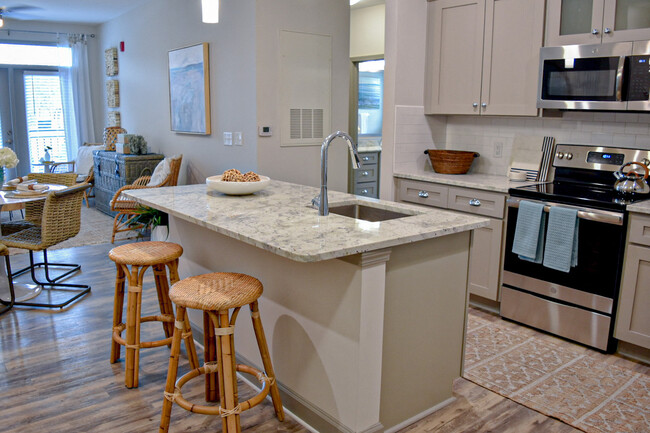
615;244;650;349
546;0;606;46
481;0;544;116
601;0;650;43
468;218;503;301
425;0;485;115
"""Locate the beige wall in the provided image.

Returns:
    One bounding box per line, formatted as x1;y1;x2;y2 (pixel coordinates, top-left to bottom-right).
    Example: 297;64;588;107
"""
350;4;385;59
256;0;351;192
99;0;257;185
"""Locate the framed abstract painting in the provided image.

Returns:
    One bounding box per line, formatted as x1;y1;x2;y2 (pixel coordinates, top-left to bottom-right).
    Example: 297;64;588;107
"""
168;43;211;135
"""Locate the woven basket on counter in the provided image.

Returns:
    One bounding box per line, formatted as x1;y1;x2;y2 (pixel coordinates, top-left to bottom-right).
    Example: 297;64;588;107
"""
424;149;480;174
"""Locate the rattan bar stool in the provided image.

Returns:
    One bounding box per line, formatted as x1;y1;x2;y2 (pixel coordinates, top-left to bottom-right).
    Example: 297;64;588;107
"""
109;241;199;388
159;272;284;433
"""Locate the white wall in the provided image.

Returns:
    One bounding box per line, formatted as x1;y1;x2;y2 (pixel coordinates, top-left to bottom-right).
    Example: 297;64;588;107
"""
99;0;257;184
350;4;385;59
256;0;351;192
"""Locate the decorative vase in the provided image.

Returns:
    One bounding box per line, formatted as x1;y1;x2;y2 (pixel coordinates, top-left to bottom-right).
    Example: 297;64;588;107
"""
43;150;51;162
0;167;4;185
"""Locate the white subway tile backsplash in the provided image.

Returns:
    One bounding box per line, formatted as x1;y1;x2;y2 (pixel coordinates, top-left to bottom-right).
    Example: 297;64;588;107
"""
394;108;650;177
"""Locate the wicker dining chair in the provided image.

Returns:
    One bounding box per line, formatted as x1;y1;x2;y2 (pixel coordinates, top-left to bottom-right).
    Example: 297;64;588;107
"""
1;172;79;237
0;244;16;315
49;142;104;208
110;155;182;243
0;183;91;309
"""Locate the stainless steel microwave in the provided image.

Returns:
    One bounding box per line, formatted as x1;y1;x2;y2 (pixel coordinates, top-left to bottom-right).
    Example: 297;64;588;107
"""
537;41;650;111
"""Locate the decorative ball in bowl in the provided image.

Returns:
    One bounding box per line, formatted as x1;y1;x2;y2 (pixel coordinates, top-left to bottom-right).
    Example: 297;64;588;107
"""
206;169;270;195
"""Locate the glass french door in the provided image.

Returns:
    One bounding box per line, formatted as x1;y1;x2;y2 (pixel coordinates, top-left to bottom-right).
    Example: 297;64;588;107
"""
0;67;67;175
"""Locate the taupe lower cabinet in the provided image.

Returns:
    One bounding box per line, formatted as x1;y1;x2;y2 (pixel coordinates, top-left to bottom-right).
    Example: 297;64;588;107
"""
424;0;544;116
397;178;505;301
615;213;650;349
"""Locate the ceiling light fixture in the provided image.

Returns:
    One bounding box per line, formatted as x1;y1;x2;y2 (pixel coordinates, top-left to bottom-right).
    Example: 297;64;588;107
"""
350;0;362;5
202;0;219;23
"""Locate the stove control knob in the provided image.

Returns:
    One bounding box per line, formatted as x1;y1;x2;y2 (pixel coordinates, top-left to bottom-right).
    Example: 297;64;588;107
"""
557;152;565;159
565;153;573;160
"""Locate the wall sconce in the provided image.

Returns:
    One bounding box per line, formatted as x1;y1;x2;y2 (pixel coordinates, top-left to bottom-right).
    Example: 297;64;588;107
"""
202;0;219;23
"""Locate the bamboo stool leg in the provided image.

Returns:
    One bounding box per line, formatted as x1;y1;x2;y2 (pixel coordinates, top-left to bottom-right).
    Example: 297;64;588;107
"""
153;264;174;339
204;311;219;402
125;265;145;389
168;260;200;370
214;310;240;433
158;306;187;433
250;301;285;421
110;263;126;364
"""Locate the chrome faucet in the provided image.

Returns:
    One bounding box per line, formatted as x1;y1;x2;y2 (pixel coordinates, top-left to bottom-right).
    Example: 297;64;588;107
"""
312;131;362;216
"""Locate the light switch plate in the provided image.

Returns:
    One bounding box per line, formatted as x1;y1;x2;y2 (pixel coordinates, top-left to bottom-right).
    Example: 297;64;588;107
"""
233;132;242;146
224;132;233;146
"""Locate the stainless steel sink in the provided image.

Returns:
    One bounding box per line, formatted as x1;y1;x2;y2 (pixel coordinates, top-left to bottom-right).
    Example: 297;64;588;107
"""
328;204;413;222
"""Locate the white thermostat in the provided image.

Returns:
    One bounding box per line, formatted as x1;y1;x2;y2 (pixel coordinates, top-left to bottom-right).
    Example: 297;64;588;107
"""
258;126;272;137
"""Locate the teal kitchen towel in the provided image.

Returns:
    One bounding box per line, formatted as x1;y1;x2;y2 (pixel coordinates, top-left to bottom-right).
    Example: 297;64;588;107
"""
543;206;579;273
512;200;546;263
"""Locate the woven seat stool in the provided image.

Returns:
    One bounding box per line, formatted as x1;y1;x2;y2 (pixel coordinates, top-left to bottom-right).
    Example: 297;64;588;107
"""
159;272;284;433
109;241;199;388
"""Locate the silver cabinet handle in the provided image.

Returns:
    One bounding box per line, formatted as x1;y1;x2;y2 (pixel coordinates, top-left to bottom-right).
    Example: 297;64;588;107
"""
481;102;487;108
469;198;481;206
361;171;370;177
362;156;370;161
592;28;600;35
361;189;369;195
604;27;611;34
418;191;429;198
472;102;479;108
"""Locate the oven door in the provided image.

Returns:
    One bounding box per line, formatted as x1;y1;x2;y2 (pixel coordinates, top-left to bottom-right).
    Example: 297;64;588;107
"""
537;42;631;110
503;198;626;315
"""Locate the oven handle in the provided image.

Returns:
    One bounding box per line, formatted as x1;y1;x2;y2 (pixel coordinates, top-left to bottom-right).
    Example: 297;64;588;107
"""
506;198;624;226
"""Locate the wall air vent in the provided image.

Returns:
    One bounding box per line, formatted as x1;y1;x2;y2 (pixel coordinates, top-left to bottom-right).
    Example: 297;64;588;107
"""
289;108;325;140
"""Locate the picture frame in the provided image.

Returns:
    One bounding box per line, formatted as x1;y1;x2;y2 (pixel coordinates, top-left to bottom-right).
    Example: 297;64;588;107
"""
168;43;211;135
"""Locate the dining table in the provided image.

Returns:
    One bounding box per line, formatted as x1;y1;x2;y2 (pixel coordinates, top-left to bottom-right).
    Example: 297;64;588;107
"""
0;183;68;302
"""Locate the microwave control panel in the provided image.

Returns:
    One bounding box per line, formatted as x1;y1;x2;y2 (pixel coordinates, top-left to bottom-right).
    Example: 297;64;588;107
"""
626;55;650;100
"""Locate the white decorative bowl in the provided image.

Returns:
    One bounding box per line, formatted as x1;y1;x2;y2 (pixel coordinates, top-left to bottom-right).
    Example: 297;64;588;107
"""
206;175;270;195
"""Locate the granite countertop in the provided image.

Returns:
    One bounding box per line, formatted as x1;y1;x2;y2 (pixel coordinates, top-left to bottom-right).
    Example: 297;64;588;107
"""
628;200;650;215
394;170;541;193
124;180;488;263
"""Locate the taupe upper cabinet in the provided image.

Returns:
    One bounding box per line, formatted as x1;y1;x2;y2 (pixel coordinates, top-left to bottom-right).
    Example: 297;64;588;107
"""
546;0;650;46
425;0;544;116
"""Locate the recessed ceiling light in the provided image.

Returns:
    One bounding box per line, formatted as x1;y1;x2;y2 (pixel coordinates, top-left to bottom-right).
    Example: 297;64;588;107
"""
350;0;362;5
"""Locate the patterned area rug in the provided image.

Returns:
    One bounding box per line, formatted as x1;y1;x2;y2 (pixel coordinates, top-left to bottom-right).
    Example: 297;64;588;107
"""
1;205;137;253
464;307;650;433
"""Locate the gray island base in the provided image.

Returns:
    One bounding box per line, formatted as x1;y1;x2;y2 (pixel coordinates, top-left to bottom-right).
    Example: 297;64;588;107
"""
125;181;488;433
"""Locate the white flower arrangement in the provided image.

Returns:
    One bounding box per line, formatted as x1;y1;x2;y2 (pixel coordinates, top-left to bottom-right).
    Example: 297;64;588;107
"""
0;147;19;168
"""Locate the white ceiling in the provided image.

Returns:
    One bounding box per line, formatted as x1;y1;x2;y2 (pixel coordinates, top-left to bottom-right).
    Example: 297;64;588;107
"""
0;0;385;25
0;0;151;25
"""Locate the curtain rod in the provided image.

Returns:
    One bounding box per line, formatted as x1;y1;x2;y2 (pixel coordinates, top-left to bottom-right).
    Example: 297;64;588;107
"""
0;29;96;38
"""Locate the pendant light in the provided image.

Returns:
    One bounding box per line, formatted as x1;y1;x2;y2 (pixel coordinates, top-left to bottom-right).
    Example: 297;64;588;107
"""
202;0;219;23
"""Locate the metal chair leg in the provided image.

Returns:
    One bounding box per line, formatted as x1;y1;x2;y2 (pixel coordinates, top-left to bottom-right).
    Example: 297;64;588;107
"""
0;255;16;315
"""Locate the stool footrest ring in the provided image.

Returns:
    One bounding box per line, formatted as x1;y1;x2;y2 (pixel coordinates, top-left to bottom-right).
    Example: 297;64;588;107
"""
171;363;272;416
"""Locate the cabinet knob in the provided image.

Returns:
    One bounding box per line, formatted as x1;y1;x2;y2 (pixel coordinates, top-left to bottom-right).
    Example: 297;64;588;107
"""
418;190;429;198
472;102;479;108
481;102;487;109
591;28;600;35
603;27;611;34
469;198;481;207
362;156;370;161
361;189;369;195
361;171;370;177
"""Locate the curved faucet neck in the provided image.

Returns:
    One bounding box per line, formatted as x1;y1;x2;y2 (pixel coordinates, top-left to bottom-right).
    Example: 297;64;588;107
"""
318;131;361;216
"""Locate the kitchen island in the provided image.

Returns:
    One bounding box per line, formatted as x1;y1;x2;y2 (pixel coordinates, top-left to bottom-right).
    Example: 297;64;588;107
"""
125;180;488;433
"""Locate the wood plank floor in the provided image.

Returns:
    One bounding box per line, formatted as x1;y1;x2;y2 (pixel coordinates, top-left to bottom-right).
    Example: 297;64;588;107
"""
1;242;581;432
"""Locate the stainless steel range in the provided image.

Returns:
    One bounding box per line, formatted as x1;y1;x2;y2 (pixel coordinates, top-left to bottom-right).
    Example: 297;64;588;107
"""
502;144;650;352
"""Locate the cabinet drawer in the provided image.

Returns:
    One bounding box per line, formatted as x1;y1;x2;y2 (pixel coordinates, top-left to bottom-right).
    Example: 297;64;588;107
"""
354;165;378;183
448;186;505;218
628;213;650;248
354;183;377;197
359;152;379;165
398;179;448;208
